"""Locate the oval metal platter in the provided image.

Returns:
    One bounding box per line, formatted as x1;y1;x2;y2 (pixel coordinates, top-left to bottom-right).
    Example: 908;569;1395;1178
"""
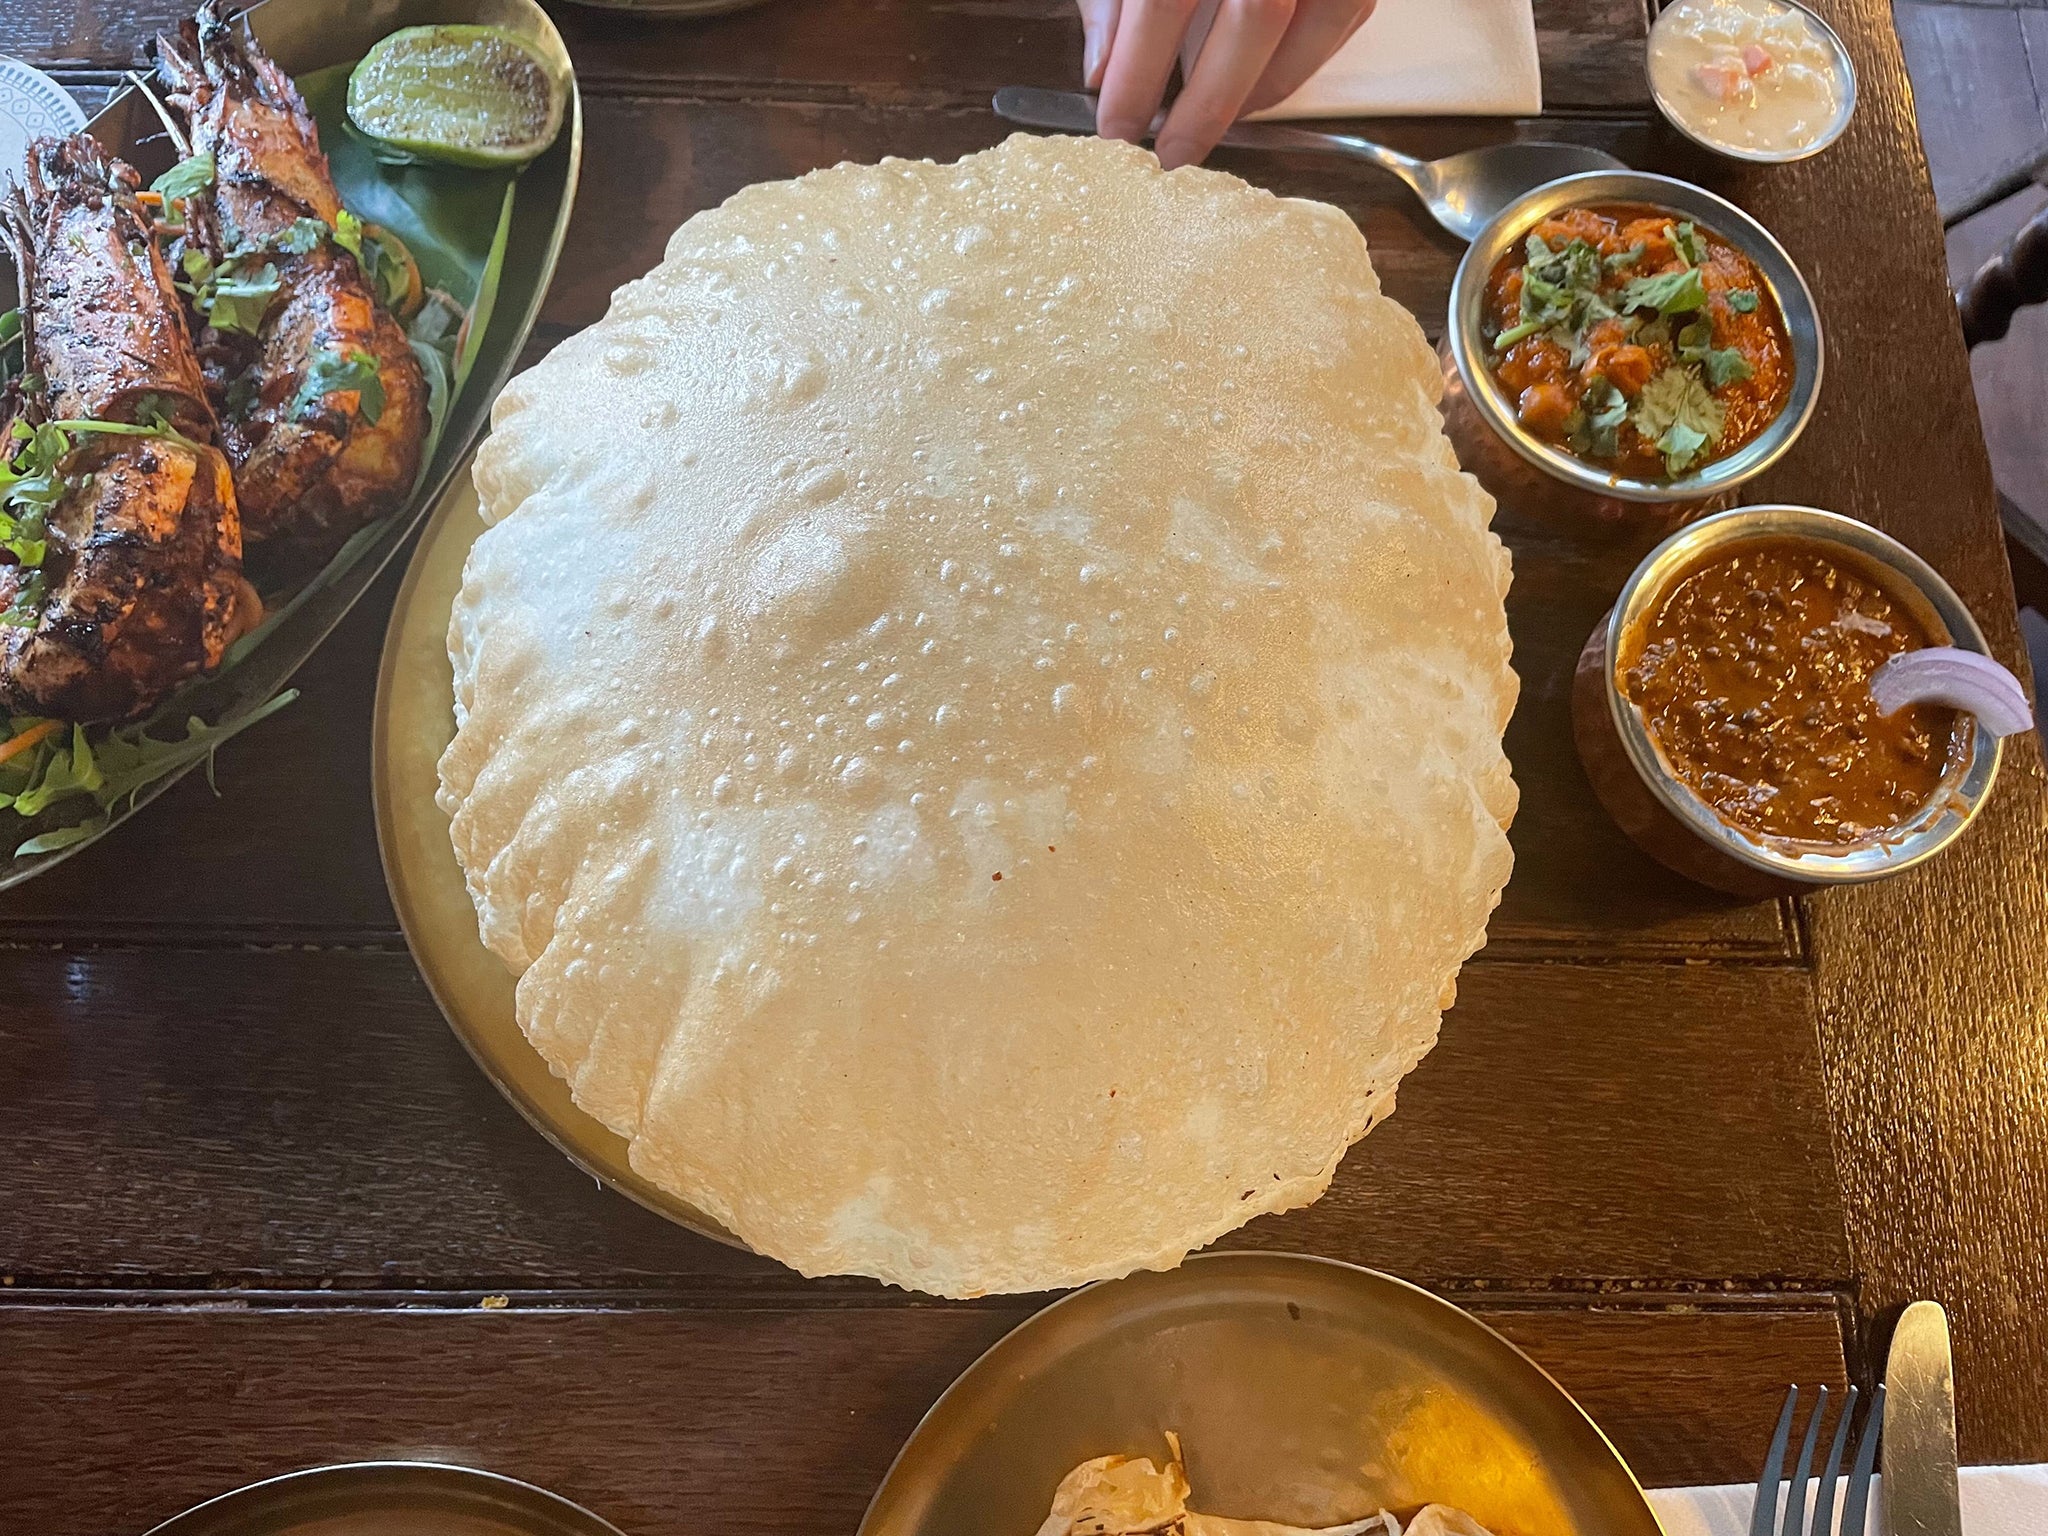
859;1252;1665;1536
372;460;746;1250
0;0;582;890
143;1461;627;1536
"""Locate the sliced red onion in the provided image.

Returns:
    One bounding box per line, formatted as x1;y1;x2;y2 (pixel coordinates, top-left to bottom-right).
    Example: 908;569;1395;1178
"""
1870;647;2036;737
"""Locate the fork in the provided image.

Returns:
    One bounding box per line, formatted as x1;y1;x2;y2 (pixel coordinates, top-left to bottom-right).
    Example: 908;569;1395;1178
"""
1750;1383;1887;1536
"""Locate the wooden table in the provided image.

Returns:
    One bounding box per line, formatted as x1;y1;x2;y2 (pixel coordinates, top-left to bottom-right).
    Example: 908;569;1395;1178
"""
5;0;2047;1528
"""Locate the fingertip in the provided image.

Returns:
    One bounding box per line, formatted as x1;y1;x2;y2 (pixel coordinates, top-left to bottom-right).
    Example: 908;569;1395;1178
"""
1152;133;1204;169
1095;98;1142;141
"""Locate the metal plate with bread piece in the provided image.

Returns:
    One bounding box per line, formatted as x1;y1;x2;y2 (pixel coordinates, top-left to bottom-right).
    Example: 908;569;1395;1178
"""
859;1252;1664;1536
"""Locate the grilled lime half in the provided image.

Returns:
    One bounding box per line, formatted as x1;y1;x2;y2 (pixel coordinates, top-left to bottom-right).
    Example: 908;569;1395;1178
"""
346;25;566;168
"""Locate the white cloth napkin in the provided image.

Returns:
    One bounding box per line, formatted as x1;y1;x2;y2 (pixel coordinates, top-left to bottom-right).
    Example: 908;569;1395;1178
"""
1183;0;1542;119
1647;1467;2048;1536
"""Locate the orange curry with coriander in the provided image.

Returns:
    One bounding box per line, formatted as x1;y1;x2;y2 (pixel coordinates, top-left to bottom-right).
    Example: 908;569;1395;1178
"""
1484;203;1793;480
1618;537;1967;846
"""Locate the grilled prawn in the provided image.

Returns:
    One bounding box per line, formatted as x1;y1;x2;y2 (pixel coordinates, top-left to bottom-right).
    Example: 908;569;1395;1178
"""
156;2;425;562
0;135;251;724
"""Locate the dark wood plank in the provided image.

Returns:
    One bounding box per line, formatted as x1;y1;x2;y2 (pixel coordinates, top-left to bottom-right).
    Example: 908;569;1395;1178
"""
1891;1;2048;215
11;0;1655;111
1481;1300;1852;1487
0;98;1784;959
0;949;1846;1285
1741;0;2048;1465
1950;185;2048;544
0;1293;1846;1531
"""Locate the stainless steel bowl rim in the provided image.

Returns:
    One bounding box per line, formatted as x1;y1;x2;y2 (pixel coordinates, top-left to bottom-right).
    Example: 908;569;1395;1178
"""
142;1460;629;1535
1644;0;1859;166
1446;170;1824;504
1600;504;2004;884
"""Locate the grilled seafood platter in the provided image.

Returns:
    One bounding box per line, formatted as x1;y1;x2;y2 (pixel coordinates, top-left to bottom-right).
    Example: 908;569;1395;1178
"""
0;0;574;868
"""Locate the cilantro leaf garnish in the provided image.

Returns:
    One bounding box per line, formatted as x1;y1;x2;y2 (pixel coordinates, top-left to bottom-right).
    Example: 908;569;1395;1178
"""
1674;319;1756;388
0;420;69;519
1699;349;1756;388
292;347;386;425
150;151;215;204
176;211;348;339
1;504;48;569
1655;421;1711;475
279;217;330;255
1494;232;1615;351
176;246;215;298
314;209;410;309
1727;288;1761;314
1568;375;1631;460
331;208;365;261
0;420;76;603
0;569;47;630
1633;367;1727;475
363;234;413;313
1605;243;1646;272
205;260;282;336
1622;265;1709;315
1669;222;1708;267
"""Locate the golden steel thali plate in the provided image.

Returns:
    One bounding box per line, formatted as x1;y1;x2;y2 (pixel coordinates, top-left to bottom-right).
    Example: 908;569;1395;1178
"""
371;462;744;1250
859;1252;1665;1536
144;1462;626;1536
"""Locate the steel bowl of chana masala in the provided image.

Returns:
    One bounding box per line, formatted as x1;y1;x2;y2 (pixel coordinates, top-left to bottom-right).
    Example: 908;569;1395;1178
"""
1441;170;1822;528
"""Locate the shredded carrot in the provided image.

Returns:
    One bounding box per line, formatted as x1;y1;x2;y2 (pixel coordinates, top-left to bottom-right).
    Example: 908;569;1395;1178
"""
136;190;164;208
0;719;61;768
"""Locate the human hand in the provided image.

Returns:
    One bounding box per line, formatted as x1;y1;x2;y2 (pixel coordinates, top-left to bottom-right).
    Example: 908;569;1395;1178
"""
1076;0;1378;169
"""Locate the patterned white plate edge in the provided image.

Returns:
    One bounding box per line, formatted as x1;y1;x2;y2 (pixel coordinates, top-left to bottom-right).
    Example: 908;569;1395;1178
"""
0;55;90;193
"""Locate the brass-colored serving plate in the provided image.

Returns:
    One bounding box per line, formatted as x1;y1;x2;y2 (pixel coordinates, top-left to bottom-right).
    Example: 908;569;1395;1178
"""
144;1461;626;1536
0;0;580;891
372;460;744;1250
859;1252;1665;1536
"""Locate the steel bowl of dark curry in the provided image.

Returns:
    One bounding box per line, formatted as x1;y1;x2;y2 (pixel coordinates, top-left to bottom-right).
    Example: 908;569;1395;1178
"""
1443;171;1822;534
1573;506;2004;897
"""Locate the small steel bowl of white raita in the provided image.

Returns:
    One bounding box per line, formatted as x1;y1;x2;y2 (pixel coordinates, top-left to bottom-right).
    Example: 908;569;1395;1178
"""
1647;0;1857;163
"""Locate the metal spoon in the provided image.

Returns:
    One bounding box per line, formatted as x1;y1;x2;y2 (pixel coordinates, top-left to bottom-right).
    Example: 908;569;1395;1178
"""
993;86;1627;243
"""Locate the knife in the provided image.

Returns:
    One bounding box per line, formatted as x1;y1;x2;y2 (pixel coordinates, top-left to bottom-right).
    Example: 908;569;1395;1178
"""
1883;1300;1963;1536
989;85;1628;244
993;83;1423;161
995;83;1384;159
